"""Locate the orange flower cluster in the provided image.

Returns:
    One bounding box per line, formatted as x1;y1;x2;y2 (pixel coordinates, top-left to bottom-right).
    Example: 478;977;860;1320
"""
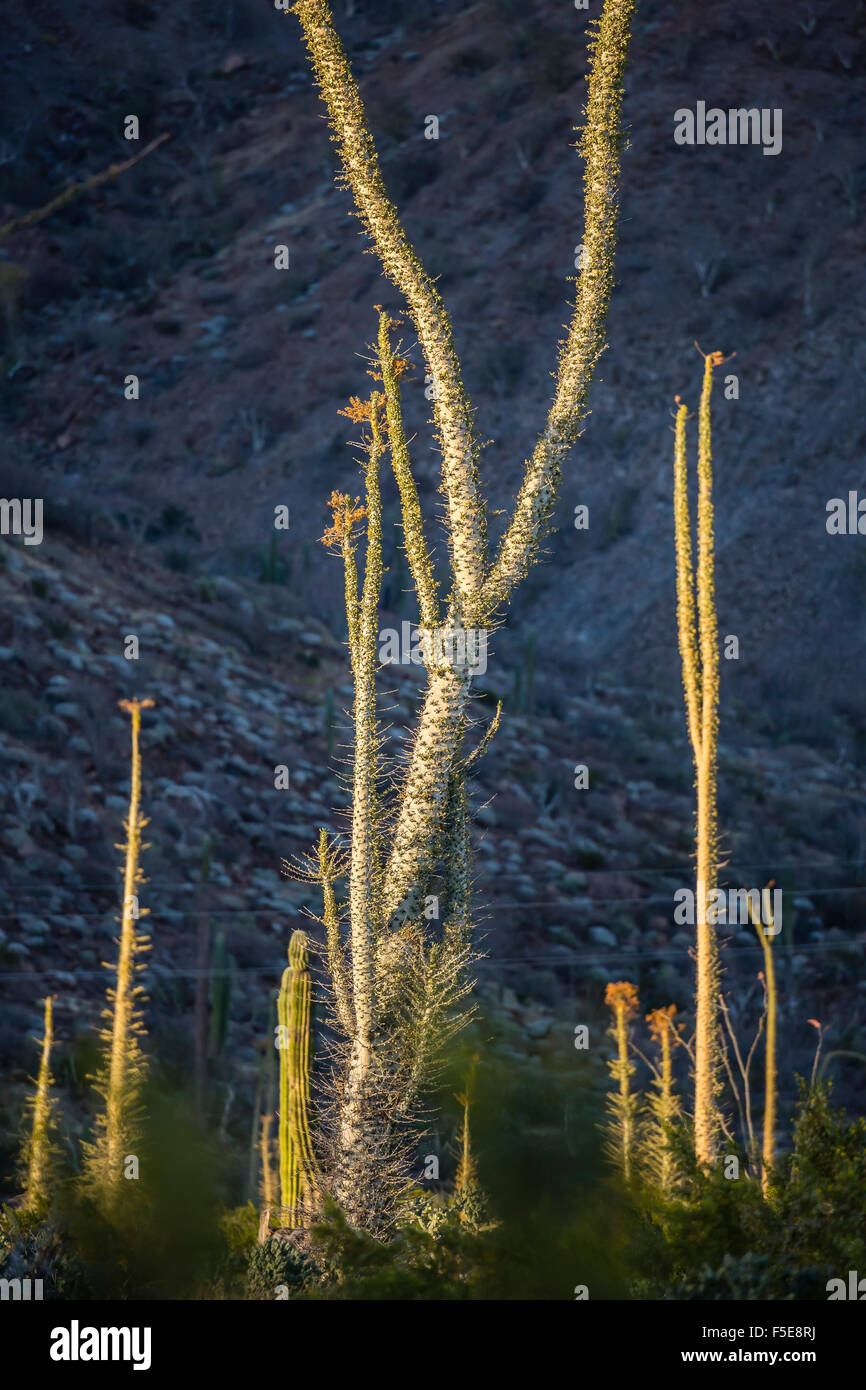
367;356;413;384
647;1004;677;1040
605;980;639;1018
338;395;374;423
337;390;389;422
372;304;403;332
320;491;367;550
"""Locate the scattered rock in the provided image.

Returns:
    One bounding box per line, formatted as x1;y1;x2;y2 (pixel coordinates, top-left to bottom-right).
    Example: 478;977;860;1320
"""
588;926;617;949
525;1016;551;1039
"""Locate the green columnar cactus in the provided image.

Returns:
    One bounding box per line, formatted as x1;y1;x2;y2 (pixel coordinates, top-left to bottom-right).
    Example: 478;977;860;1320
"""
82;698;153;1216
289;0;636;1230
324;687;335;761
22;995;59;1214
525;635;537;716
260;531;287;584
672;350;727;1169
208;931;234;1058
278;930;319;1226
249;999;277;1205
194;834;212;1112
511;664;523;714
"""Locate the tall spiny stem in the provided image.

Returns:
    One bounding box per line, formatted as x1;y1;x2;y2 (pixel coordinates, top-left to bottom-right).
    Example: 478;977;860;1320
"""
319;828;353;1037
82;699;153;1214
292;0;487;615
481;0;636;617
348;393;384;1051
377;309;439;632
23;995;57;1213
748;887;778;1195
673;350;726;1168
324;391;387;1217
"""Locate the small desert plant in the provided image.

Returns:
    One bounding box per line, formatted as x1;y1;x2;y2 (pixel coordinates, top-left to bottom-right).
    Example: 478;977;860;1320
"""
641;1006;683;1197
603;981;641;1183
452;1062;491;1232
259;532;287;584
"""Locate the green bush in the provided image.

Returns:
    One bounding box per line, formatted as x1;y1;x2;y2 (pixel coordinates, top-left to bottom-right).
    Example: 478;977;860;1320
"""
636;1082;866;1299
0;1209;90;1299
247;1235;316;1300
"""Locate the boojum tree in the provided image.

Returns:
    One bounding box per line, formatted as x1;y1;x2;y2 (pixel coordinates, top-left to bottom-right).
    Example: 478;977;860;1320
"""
82;698;153;1216
672;349;730;1168
288;0;637;1228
